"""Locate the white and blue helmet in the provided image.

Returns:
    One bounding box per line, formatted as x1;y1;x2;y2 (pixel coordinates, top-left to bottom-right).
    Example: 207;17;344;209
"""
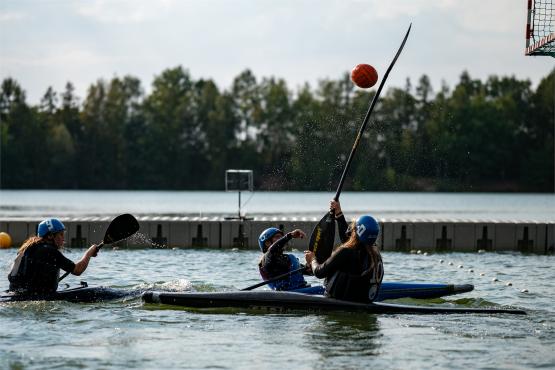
37;218;65;237
355;215;380;246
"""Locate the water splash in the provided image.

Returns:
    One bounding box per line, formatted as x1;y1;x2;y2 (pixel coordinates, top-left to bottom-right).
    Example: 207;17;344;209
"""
135;279;193;292
126;232;168;249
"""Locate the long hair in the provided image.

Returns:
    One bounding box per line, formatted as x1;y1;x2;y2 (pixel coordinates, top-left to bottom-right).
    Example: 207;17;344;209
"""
17;233;56;255
342;220;383;283
18;236;43;255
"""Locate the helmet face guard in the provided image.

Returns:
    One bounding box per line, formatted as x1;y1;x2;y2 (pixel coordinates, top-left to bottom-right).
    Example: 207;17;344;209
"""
258;227;283;251
37;218;66;238
355;215;380;246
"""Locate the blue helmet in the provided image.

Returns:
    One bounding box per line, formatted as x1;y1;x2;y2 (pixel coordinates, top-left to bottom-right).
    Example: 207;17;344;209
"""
355;215;380;246
258;227;283;251
37;218;65;237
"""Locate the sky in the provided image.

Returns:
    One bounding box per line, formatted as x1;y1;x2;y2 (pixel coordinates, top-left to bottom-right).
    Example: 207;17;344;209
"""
0;0;553;105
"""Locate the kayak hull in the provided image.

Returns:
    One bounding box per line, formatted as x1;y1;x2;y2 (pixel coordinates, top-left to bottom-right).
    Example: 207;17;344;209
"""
376;282;474;301
1;286;132;303
142;290;526;315
0;281;474;303
291;282;474;301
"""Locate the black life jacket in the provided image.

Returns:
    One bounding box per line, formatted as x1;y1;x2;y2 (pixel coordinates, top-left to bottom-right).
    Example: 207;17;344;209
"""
325;248;384;303
7;242;59;293
8;247;34;291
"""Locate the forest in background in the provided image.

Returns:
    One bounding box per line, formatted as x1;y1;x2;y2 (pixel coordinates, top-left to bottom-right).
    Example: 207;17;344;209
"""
0;67;553;192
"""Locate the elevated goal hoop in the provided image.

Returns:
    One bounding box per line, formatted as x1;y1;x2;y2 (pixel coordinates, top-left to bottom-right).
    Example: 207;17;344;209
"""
526;0;555;57
225;169;253;220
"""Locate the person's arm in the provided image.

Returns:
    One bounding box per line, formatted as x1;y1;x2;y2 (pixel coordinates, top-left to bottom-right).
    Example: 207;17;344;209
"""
336;214;349;243
267;229;306;255
72;244;98;276
301;263;313;275
267;234;292;255
304;248;345;279
330;200;349;242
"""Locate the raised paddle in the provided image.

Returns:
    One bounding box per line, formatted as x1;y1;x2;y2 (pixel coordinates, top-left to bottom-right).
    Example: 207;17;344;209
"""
58;213;140;282
241;266;306;291
309;24;412;263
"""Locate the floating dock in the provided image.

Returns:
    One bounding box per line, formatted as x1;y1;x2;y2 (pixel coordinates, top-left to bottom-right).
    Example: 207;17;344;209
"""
0;217;553;253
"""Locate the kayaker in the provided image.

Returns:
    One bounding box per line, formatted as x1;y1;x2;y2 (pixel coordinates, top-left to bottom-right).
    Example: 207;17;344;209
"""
258;227;315;292
304;204;384;303
7;218;99;295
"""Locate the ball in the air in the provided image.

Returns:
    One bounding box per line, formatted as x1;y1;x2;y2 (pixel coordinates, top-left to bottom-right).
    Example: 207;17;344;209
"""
351;64;378;88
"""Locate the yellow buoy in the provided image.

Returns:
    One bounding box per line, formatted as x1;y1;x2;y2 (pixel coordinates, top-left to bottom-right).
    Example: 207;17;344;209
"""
0;232;12;249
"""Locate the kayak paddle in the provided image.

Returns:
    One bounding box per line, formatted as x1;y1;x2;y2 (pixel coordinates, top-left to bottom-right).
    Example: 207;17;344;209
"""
241;266;305;291
58;213;140;282
308;24;412;263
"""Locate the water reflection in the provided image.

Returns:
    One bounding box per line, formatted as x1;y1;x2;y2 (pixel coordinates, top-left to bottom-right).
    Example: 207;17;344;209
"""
1;249;553;370
306;312;381;361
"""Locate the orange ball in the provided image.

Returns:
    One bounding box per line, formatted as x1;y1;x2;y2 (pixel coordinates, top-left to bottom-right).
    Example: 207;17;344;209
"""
351;64;378;88
0;232;12;248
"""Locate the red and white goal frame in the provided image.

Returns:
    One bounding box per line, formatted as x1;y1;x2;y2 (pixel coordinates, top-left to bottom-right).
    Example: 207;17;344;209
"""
526;0;555;56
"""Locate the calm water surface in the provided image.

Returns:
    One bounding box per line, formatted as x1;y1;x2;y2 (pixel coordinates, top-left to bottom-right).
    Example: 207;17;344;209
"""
1;248;553;370
1;190;554;221
1;191;553;369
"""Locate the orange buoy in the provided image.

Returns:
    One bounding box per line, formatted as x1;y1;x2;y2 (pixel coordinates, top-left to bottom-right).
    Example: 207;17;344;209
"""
0;232;12;248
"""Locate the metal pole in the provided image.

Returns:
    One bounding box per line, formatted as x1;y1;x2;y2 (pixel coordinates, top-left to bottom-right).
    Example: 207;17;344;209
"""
238;191;241;219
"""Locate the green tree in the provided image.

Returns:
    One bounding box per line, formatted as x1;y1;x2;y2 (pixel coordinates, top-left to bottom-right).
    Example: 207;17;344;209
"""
37;86;76;188
370;79;417;190
60;82;84;188
1;67;553;193
142;66;198;189
523;68;554;191
190;78;239;188
0;78;45;188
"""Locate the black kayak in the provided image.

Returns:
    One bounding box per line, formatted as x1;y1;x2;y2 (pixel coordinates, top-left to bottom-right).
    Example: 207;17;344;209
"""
0;281;473;304
142;291;526;315
0;285;135;303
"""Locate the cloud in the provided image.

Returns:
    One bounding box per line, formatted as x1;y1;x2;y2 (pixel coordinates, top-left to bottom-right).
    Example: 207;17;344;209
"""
453;1;522;34
0;10;27;22
370;0;456;19
0;0;552;105
2;43;118;67
74;0;177;24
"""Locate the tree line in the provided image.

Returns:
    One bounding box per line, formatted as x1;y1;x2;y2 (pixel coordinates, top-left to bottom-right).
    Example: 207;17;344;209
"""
0;67;553;192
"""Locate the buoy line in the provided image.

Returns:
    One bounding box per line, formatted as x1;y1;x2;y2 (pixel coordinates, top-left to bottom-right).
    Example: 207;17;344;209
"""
434;253;529;294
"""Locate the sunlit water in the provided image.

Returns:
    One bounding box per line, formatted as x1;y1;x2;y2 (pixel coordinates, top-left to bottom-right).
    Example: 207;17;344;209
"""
1;190;554;221
1;248;554;369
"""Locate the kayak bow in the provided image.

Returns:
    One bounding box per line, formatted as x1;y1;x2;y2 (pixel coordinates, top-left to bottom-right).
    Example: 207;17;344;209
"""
1;285;136;303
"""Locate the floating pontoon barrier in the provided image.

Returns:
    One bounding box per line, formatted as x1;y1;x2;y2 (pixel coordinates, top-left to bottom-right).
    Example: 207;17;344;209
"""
0;218;553;253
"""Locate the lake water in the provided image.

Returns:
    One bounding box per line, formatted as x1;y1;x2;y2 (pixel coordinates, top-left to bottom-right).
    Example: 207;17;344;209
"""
1;191;554;369
1;190;554;221
1;248;554;369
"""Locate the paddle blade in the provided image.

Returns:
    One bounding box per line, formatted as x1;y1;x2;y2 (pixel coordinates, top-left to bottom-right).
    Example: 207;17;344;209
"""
308;213;336;263
103;214;140;244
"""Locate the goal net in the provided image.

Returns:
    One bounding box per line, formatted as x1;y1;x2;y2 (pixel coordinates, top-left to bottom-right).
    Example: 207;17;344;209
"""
526;0;555;56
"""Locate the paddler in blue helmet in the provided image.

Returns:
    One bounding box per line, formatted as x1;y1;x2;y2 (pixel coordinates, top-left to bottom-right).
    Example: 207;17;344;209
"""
258;226;316;292
305;200;384;303
8;218;100;295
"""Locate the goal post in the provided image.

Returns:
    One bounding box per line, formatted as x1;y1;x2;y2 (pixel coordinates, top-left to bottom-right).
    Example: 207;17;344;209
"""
225;169;253;220
225;169;253;192
525;0;555;57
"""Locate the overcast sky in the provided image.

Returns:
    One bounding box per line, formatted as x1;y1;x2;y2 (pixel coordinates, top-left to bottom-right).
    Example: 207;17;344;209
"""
1;0;553;105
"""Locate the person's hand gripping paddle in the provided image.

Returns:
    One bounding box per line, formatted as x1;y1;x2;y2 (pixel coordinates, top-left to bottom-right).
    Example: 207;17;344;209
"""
59;213;140;282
